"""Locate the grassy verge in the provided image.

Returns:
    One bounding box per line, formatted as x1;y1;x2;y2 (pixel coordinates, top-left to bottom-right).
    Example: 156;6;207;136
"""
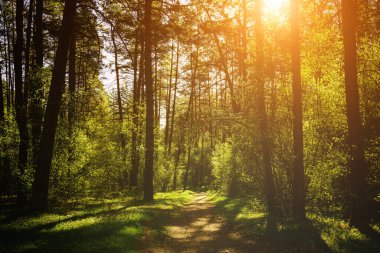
207;191;380;253
0;190;195;253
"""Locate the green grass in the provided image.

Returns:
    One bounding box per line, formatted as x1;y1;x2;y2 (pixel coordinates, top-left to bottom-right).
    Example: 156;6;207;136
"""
0;190;195;253
207;191;380;253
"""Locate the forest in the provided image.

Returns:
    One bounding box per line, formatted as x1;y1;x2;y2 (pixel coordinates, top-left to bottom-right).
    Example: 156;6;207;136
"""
0;0;379;252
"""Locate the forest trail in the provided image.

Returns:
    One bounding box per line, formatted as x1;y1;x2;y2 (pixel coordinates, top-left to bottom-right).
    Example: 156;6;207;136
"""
141;192;255;253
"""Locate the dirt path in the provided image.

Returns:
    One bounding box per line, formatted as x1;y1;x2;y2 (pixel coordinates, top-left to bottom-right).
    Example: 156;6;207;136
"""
141;192;255;253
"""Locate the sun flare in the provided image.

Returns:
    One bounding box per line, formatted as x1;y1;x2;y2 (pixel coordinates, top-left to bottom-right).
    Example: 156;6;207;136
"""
264;0;287;15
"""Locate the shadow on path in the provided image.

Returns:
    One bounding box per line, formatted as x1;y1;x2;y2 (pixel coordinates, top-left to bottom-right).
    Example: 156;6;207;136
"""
141;192;332;253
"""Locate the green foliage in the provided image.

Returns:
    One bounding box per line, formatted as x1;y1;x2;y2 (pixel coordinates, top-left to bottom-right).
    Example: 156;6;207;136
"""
0;111;20;195
211;142;232;193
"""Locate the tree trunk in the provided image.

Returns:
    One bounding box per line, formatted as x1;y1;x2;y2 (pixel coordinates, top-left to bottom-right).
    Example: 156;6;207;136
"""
255;0;276;217
24;0;34;84
31;0;77;210
165;40;174;148
111;26;126;161
0;63;4;121
130;14;141;188
4;10;13;109
130;20;141;188
168;41;179;154
290;0;305;219
14;0;28;204
143;0;154;201
68;33;76;136
183;145;191;191
342;0;368;226
68;30;76;179
30;0;44;172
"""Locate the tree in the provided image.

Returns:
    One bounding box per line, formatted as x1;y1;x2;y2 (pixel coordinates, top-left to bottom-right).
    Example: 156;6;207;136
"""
14;0;28;204
30;0;44;170
290;0;305;219
111;26;126;161
31;0;77;210
0;63;3;121
255;0;276;217
342;0;369;226
143;0;154;201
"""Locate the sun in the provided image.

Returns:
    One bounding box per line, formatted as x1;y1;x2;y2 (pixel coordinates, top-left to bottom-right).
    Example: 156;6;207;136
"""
264;0;287;15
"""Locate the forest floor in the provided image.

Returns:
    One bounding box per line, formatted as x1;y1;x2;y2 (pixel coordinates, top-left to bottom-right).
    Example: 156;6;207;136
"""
139;192;361;253
0;191;379;253
140;192;255;252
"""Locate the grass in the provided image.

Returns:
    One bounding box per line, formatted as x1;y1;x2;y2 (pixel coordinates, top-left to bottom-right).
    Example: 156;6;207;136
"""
0;190;195;253
207;191;380;253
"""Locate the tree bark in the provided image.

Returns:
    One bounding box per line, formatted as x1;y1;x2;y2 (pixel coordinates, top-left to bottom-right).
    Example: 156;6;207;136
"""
290;0;305;219
14;0;28;204
143;0;154;201
111;26;126;160
25;0;34;84
168;41;179;154
30;0;44;172
0;63;4;121
130;14;141;188
68;29;76;179
165;40;174;148
255;0;276;217
342;0;369;226
31;0;77;210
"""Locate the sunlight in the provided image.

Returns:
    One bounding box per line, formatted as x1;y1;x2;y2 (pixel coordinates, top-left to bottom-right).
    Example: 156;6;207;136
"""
264;0;287;15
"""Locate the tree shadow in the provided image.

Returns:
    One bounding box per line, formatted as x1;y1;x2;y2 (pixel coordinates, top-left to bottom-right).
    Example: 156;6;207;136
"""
357;224;380;242
209;194;332;252
0;194;192;253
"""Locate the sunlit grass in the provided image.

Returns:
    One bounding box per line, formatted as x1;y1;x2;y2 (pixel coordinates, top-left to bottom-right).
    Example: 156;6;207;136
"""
207;191;380;253
0;190;195;253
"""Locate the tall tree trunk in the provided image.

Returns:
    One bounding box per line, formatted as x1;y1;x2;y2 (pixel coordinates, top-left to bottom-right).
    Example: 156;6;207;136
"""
154;41;160;128
240;0;247;79
24;0;34;85
68;30;76;178
35;0;43;67
183;145;191;191
182;49;197;191
14;0;28;204
164;40;174;148
168;41;179;154
130;15;141;188
4;10;13;109
1;18;11;111
111;26;126;160
342;0;368;226
143;0;154;201
30;0;44;172
255;0;276;217
0;63;4;121
290;0;305;219
31;0;77;210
